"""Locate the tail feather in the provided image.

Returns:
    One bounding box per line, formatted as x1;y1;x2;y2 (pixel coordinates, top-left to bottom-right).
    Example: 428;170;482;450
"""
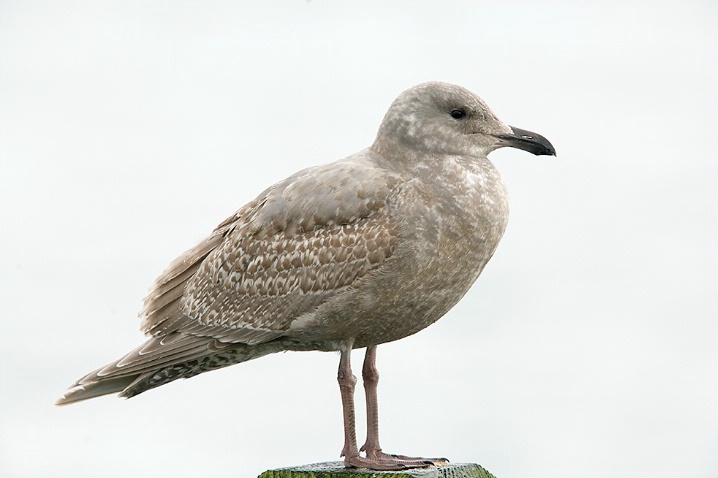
55;375;140;406
56;334;284;406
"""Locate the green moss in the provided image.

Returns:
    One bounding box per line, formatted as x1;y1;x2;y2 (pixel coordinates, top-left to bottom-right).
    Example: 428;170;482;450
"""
258;461;497;478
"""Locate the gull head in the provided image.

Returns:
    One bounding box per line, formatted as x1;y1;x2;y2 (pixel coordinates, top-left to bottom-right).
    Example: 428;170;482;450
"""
372;81;556;160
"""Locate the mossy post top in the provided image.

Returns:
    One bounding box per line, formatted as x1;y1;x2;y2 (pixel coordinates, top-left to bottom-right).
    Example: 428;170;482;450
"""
258;462;497;478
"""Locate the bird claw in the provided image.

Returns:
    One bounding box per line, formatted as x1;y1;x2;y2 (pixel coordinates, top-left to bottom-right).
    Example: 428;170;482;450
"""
344;451;449;470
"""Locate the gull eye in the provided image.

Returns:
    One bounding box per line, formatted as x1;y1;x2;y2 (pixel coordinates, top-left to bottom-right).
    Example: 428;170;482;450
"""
450;108;466;120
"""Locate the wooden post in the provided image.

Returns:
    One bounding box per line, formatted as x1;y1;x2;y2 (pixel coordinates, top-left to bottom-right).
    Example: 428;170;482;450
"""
258;461;497;478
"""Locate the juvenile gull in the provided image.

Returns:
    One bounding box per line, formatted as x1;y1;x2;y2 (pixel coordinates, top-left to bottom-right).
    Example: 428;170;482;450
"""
57;82;556;470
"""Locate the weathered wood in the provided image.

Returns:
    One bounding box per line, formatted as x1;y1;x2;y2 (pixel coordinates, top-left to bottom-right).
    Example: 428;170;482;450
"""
258;461;496;478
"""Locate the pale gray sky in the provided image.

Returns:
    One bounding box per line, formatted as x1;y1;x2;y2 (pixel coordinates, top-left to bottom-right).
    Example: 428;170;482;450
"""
1;1;716;478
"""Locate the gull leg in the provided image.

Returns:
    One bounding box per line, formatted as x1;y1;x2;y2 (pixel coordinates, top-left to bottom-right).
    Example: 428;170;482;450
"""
338;342;414;470
360;345;382;457
354;345;448;469
338;340;360;462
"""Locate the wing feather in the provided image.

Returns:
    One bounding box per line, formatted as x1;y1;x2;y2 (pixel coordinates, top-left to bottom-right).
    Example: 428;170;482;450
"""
139;156;402;345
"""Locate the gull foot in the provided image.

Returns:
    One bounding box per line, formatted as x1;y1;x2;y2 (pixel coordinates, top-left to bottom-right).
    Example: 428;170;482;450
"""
344;451;449;470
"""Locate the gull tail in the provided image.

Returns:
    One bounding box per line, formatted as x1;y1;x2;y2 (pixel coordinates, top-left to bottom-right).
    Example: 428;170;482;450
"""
56;376;140;406
56;333;281;406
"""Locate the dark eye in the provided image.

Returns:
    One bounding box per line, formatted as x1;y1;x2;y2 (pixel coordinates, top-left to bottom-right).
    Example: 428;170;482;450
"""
450;108;466;119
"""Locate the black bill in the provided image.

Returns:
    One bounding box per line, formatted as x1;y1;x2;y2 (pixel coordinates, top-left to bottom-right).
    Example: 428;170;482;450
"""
495;126;556;156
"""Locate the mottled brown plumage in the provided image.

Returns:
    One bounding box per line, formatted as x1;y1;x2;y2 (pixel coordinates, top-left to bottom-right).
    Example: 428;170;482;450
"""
57;82;555;470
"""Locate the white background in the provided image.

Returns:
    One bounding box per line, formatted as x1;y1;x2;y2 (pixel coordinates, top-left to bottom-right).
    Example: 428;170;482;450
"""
1;1;716;477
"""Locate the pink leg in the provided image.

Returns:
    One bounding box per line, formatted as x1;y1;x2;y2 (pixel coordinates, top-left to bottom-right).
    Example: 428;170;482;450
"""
340;345;448;470
338;341;360;461
360;345;382;456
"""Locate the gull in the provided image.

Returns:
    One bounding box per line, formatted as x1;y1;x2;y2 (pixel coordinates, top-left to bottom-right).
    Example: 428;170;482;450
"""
57;82;556;470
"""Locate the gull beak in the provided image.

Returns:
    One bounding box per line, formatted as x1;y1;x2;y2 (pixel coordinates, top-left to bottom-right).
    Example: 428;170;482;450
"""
495;126;556;156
